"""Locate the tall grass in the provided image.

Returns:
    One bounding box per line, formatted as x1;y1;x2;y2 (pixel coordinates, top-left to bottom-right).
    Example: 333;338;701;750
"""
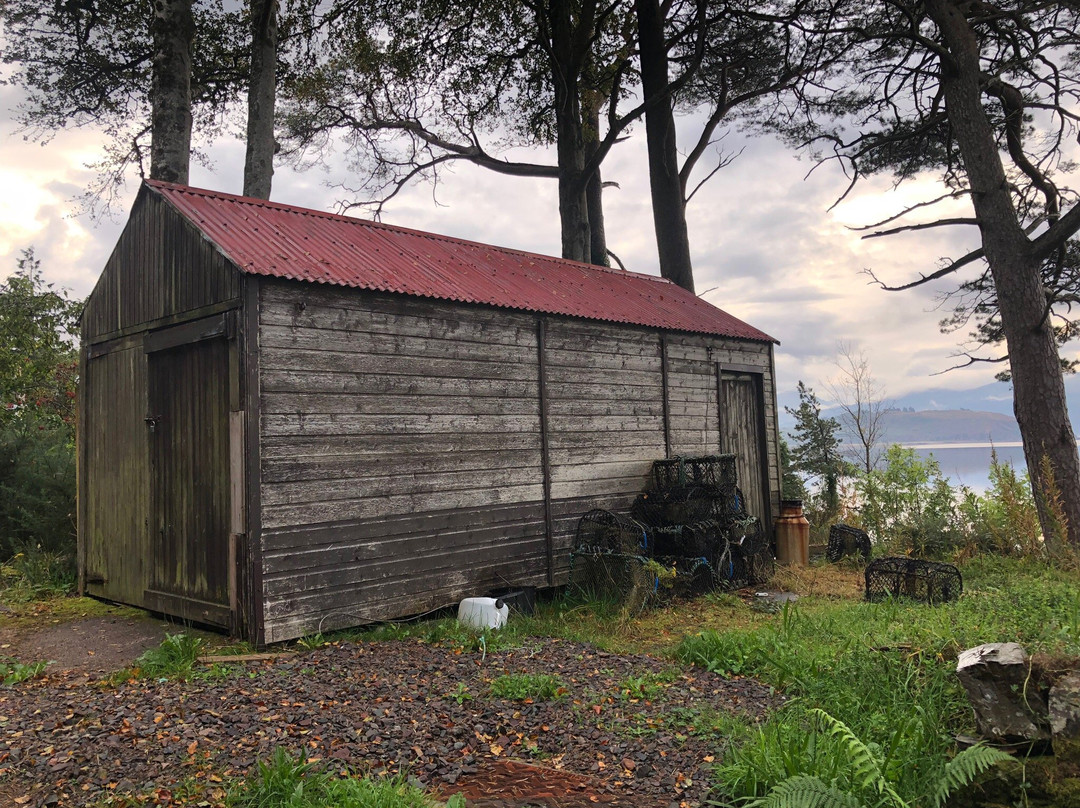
132;633;205;681
0;543;74;602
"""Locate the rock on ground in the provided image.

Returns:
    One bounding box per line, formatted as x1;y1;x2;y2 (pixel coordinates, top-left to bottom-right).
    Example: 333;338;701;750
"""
956;642;1050;745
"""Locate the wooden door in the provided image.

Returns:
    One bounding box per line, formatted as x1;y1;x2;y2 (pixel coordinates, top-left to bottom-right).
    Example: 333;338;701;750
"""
145;336;232;627
719;370;771;526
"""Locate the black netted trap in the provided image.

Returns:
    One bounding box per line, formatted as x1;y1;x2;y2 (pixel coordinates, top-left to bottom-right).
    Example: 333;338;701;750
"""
649;521;724;561
827;524;871;563
574;509;650;555
728;516;774;586
632;486;716;528
569;551;655;610
652;455;737;493
571;509;772;612
864;557;962;604
652;457;690;490
569;452;775;611
636;456;741;528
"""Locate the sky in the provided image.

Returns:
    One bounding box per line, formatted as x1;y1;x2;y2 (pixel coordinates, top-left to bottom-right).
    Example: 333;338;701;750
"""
0;79;1037;409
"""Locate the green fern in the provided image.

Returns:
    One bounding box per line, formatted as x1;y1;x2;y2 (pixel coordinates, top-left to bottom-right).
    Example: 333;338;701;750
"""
753;775;863;808
929;744;1013;808
723;710;1013;808
809;709;906;807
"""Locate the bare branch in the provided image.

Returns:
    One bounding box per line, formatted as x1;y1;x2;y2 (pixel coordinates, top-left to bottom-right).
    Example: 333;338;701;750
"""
859;217;980;239
865;245;986;292
847;189;973;231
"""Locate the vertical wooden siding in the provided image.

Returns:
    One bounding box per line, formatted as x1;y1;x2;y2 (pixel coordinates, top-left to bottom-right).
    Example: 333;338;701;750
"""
257;282;548;642
145;337;232;624
79;188;244;618
710;340;780;524
82;190;241;341
81;343;151;605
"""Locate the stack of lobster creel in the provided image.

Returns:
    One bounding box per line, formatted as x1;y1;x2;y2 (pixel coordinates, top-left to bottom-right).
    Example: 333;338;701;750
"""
570;455;773;611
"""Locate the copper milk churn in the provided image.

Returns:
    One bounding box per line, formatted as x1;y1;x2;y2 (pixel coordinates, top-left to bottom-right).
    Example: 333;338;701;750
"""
775;499;810;566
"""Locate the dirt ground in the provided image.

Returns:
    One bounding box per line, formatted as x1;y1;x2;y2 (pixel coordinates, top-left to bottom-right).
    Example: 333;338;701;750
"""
7;616;173;674
0;600;212;676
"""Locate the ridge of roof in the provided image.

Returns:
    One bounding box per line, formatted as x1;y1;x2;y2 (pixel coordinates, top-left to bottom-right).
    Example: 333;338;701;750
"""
145;180;777;344
146;179;676;287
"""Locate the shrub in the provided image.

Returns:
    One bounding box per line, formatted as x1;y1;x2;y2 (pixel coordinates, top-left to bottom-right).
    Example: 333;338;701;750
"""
0;542;75;602
957;451;1042;557
0;413;76;562
856;446;965;557
0;249;81;568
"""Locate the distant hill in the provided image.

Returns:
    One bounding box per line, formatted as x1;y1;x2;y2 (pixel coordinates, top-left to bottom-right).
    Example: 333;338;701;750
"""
777;374;1080;429
875;409;1021;445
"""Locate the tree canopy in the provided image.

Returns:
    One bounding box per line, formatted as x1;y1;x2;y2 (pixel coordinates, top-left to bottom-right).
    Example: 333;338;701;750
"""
769;0;1080;546
0;250;82;426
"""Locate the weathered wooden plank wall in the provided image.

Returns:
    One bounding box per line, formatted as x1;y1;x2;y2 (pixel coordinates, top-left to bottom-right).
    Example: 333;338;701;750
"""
255;281;781;642
82;190;241;341
257;281;549;642
543;319;665;579
145;336;232;626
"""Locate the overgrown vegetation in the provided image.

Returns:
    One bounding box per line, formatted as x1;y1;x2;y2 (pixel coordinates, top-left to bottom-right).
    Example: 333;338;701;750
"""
674;558;1080;806
716;707;1010;808
0;249;82;601
784;371;1070;566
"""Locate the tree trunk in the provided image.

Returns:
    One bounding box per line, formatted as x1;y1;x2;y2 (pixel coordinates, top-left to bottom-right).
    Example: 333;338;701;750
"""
150;0;195;184
584;100;608;266
244;0;278;199
927;0;1080;547
549;0;590;263
635;0;695;292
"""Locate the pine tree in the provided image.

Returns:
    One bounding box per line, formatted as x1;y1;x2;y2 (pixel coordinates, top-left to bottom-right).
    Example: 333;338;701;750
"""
785;382;844;511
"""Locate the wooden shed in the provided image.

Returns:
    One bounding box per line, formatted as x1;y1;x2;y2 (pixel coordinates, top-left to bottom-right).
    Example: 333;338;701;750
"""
78;180;781;644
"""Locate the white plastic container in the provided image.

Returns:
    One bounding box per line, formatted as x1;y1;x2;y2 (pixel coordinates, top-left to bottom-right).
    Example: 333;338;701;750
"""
457;597;509;630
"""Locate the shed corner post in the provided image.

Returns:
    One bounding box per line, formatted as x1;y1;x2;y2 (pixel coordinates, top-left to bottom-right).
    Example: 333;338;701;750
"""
241;275;265;646
660;333;672;458
768;342;782;529
537;317;555;587
76;340;88;597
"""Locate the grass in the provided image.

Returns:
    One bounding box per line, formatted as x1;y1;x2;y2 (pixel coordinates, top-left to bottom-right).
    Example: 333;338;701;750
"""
6;545;1075;805
226;748;463;808
670;556;1080;806
489;672;567;701
115;632;206;682
0;546;75;604
617;668;679;701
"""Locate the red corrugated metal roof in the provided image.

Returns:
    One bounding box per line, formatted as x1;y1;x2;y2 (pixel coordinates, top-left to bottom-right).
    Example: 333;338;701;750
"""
147;180;776;343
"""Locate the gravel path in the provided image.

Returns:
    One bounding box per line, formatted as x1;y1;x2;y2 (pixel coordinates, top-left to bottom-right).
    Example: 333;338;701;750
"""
0;638;780;807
